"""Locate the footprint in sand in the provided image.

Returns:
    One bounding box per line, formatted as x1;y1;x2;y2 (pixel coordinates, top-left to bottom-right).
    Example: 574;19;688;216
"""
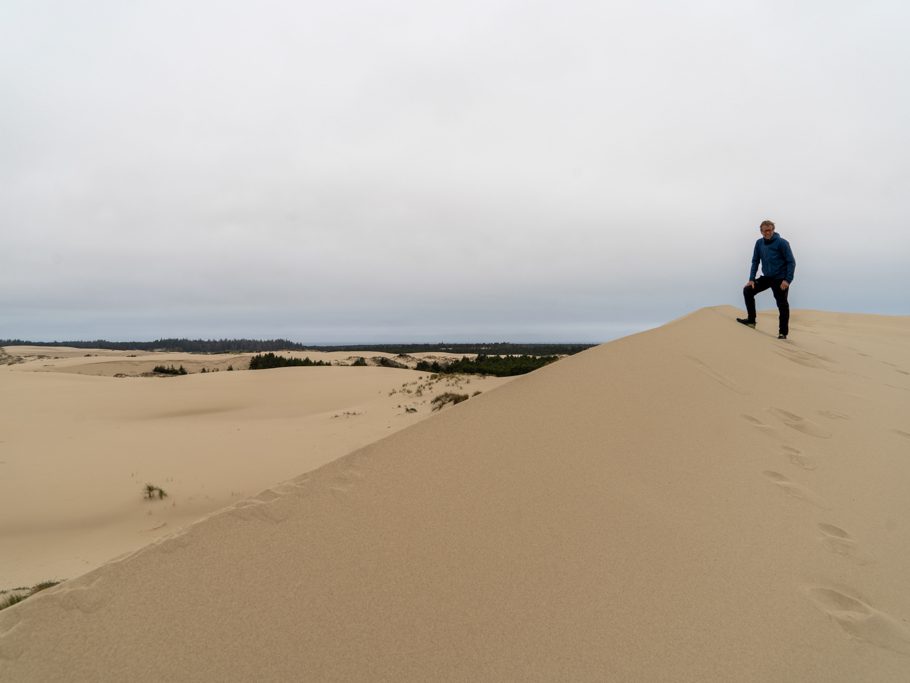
892;429;910;440
817;523;858;558
817;409;850;421
768;408;831;438
805;587;910;655
763;471;828;508
741;414;779;438
774;346;836;370
781;445;817;470
687;356;747;394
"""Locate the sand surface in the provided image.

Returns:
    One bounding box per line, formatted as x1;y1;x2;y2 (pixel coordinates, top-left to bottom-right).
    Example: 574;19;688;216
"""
0;349;509;587
2;306;910;681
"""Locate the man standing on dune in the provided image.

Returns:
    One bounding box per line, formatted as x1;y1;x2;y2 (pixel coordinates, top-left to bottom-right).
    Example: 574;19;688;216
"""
737;220;796;339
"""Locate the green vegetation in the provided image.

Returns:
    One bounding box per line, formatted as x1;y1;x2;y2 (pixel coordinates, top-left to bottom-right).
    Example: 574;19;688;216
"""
431;392;470;411
249;353;330;370
376;356;407;369
0;580;62;612
351;357;367;366
144;483;168;500
0;593;26;610
415;354;559;377
153;364;187;375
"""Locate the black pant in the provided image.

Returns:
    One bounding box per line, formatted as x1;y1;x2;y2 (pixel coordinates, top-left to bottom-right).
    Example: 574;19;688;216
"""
743;277;789;335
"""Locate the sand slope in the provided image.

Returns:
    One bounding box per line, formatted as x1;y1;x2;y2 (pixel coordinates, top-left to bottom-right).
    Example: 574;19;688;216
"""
2;306;909;681
0;355;508;587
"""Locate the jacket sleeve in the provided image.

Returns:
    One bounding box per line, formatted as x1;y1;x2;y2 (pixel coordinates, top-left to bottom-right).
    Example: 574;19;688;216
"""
749;241;760;281
784;240;795;282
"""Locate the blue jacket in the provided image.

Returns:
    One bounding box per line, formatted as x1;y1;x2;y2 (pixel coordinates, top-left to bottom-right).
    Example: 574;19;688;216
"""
750;233;795;282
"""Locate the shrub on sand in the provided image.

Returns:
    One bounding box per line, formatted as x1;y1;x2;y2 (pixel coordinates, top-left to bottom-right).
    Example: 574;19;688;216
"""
431;392;470;411
0;592;27;610
144;483;168;500
0;580;62;611
153;364;187;376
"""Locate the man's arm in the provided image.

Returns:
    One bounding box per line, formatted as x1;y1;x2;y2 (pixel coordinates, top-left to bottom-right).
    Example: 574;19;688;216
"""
749;241;760;282
783;240;795;283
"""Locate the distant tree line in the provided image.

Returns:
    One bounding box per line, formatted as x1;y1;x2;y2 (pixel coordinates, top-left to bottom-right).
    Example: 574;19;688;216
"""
153;364;187;375
1;339;595;356
0;338;309;353
311;342;594;356
415;354;560;377
248;353;330;370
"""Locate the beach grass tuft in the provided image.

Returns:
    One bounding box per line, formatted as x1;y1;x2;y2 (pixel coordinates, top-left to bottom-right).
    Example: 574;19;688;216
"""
144;483;168;500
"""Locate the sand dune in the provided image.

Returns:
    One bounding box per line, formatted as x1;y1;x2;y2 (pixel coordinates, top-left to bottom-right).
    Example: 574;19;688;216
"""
2;306;909;681
0;352;510;587
1;346;473;377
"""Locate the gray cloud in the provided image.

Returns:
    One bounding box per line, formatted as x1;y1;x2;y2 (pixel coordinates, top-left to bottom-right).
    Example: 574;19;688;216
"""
1;1;907;342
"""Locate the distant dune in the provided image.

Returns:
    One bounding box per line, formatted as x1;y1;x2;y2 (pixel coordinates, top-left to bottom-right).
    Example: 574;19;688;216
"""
1;306;909;681
0;350;512;588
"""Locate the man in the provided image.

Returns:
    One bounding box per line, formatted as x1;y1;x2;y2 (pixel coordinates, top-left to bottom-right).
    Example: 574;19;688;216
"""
736;220;796;339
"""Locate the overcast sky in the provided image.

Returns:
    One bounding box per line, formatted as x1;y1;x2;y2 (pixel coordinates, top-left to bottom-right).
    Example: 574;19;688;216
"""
1;1;907;342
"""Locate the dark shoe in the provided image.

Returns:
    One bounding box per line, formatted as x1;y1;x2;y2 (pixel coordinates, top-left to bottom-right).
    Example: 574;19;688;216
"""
778;334;787;340
736;318;756;328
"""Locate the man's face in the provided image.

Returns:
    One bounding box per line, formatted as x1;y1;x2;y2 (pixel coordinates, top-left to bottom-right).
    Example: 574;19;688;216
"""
760;224;775;239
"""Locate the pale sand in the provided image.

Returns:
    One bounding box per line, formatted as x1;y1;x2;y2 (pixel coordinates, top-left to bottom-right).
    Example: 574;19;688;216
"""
1;346;473;377
2;306;910;681
0;350;510;587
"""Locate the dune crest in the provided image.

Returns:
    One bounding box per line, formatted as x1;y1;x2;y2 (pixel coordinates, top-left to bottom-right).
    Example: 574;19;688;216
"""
2;306;909;681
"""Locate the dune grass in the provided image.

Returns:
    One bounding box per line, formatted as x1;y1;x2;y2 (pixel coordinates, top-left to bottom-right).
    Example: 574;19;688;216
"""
144;483;168;500
0;580;62;611
431;392;470;411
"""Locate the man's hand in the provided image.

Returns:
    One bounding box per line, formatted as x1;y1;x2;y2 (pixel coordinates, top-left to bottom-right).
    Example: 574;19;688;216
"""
780;281;789;290
745;280;755;288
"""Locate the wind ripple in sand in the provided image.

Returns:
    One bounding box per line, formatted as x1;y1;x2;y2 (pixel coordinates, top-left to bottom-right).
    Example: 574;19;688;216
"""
817;409;850;420
763;471;828;508
806;587;910;655
774;346;837;370
768;408;831;438
686;355;747;394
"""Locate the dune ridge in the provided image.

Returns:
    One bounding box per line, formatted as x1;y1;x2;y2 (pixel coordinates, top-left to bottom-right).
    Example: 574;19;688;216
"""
1;306;909;681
